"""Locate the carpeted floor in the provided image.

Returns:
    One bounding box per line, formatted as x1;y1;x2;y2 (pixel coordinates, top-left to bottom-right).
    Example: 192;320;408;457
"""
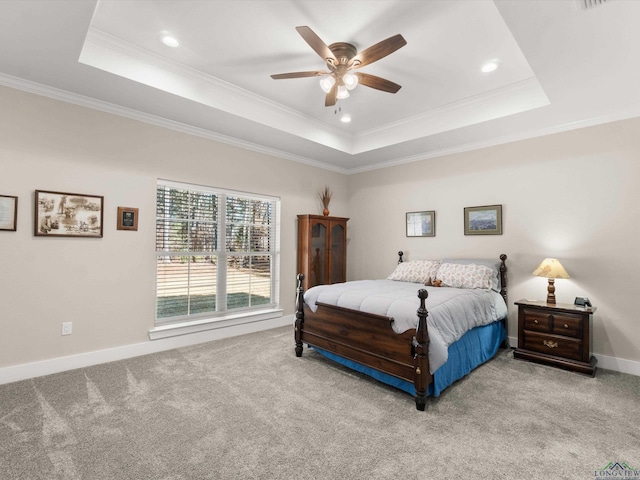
1;326;638;480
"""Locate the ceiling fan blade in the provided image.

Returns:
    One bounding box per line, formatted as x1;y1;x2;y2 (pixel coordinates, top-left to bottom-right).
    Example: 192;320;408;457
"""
356;73;402;93
325;83;338;107
351;34;407;69
271;71;329;79
296;26;338;65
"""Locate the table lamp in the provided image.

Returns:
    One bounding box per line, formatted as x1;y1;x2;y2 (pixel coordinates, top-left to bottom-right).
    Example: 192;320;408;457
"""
532;258;570;304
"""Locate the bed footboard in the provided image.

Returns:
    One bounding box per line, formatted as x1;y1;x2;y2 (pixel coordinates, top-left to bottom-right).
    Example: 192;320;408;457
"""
294;273;432;411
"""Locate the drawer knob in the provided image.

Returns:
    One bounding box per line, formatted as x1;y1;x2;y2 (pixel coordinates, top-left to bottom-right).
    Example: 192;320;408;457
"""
543;340;559;349
534;319;539;324
564;324;569;329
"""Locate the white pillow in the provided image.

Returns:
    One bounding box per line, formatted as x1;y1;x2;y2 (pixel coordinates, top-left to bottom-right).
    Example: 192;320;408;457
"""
388;260;441;284
436;263;494;289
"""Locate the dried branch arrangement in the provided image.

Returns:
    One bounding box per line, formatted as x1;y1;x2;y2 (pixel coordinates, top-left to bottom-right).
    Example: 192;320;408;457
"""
319;186;332;215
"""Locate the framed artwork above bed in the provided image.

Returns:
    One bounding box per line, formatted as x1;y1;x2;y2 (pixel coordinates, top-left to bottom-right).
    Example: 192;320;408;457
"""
406;210;435;237
464;204;502;235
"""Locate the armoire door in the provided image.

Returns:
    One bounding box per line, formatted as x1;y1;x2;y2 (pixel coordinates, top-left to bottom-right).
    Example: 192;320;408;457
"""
297;214;348;291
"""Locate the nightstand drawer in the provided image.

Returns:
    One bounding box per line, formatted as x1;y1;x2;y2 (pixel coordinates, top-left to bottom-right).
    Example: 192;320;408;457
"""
522;308;551;332
523;331;583;361
550;314;582;338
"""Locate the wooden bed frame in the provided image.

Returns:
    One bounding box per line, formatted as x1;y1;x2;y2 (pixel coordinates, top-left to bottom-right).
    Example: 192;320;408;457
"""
294;253;508;411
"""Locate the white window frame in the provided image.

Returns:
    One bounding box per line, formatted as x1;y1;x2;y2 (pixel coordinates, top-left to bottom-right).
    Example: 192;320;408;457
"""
150;179;282;339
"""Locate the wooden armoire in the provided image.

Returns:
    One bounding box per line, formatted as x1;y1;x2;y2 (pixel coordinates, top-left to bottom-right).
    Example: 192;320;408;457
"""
297;214;349;291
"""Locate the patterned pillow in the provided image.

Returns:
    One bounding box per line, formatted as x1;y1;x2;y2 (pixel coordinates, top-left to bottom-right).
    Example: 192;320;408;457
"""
388;260;441;284
441;258;501;291
436;263;494;289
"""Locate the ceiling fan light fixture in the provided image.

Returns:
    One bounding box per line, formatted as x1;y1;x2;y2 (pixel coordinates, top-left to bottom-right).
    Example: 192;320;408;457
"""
343;72;359;90
272;27;406;106
319;76;336;93
336;85;350;99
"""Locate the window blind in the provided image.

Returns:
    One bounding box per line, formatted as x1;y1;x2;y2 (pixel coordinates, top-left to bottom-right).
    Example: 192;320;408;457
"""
155;181;279;325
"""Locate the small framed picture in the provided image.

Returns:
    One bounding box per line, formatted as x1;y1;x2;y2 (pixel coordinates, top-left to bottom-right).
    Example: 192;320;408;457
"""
35;190;104;237
0;195;18;231
406;211;435;237
117;206;138;231
464;204;502;235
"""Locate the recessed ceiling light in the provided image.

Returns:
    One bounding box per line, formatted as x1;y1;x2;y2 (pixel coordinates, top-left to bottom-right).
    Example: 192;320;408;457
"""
340;114;351;123
161;34;180;48
481;59;501;73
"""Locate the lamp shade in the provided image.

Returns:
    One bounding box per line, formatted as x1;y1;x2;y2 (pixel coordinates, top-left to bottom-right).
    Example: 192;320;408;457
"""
319;76;336;93
343;72;359;90
532;258;570;279
336;85;350;99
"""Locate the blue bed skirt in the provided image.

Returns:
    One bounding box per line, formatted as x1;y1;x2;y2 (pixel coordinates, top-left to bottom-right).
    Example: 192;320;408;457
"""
313;320;506;397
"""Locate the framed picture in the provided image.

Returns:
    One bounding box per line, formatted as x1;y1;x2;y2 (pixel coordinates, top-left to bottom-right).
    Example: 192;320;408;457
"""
34;190;104;237
117;206;138;231
406;211;435;237
464;204;502;235
0;195;18;231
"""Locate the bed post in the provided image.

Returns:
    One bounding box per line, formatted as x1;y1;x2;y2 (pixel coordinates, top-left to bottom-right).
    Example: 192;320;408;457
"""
498;254;508;348
398;251;404;263
499;254;508;304
413;289;432;411
295;273;305;357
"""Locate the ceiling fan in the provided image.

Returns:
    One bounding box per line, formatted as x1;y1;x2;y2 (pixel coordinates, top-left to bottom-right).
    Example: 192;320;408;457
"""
271;26;407;107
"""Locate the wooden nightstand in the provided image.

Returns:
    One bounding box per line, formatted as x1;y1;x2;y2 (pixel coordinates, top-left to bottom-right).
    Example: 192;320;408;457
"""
514;299;597;376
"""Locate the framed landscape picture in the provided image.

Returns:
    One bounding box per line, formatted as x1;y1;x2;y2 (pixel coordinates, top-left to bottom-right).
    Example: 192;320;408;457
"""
464;204;502;235
0;195;18;231
406;210;435;237
34;190;104;237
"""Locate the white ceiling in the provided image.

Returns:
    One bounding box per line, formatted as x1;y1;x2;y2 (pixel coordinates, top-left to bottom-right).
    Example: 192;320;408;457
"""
1;0;639;173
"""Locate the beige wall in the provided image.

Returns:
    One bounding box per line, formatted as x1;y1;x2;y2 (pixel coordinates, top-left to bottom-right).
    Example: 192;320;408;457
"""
347;118;640;365
0;86;347;368
1;84;638;373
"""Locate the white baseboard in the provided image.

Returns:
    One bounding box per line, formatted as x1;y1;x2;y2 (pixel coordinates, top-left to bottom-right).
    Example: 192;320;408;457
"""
0;315;293;386
2;323;636;386
507;335;640;377
595;353;640;376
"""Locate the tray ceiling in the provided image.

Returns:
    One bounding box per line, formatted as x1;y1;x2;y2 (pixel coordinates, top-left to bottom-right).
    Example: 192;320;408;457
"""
1;0;639;172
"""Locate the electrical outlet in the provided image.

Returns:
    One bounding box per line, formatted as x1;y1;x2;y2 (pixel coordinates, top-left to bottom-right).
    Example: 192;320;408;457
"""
61;322;72;336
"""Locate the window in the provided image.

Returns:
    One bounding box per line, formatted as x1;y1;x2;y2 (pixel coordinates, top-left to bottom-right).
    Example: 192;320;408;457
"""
155;180;279;326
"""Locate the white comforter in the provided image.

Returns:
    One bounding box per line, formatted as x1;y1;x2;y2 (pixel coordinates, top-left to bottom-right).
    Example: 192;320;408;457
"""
304;279;508;373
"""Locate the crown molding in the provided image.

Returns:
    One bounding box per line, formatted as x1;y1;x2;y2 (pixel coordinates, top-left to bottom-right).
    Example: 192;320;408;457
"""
80;28;354;153
351;77;550;154
347;107;640;174
0;72;349;174
2;72;639;176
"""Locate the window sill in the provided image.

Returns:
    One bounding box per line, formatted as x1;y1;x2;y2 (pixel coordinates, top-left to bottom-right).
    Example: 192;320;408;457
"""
148;308;284;340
